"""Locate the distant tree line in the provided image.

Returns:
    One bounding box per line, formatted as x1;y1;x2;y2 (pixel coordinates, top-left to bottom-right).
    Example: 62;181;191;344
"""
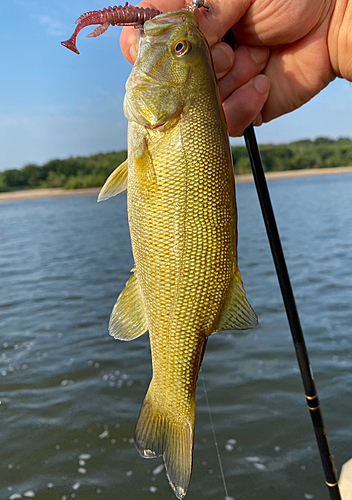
0;151;127;192
1;137;352;192
231;136;352;174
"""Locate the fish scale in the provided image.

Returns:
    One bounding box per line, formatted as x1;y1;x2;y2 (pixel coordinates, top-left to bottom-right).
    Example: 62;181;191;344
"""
98;9;258;499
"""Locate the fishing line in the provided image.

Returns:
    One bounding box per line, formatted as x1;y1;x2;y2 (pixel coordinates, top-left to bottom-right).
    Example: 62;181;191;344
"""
200;368;233;500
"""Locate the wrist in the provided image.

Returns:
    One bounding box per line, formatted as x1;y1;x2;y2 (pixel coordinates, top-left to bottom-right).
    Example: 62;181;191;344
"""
329;0;352;79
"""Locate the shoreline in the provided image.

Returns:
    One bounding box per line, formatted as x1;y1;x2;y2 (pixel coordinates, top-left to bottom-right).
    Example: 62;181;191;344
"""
0;187;101;202
234;165;352;183
1;166;352;202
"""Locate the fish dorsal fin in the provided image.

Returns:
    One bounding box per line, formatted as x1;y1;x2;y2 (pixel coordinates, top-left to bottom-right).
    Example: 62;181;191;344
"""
109;270;148;341
98;159;128;202
213;268;258;333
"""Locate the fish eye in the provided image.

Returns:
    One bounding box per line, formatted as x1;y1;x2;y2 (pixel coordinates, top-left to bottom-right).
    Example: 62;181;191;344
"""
173;40;192;57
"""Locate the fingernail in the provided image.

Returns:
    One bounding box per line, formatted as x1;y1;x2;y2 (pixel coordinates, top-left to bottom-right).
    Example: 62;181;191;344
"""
248;46;269;65
211;44;234;79
130;43;138;62
254;74;270;94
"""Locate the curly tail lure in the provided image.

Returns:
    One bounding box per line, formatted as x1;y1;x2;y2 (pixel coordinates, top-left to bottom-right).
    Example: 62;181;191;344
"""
61;0;209;54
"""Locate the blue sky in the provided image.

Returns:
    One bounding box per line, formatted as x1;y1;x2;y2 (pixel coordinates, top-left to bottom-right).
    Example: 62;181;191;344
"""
2;0;352;172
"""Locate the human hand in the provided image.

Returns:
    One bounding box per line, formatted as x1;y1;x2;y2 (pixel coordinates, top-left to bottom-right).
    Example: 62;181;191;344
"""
120;0;349;136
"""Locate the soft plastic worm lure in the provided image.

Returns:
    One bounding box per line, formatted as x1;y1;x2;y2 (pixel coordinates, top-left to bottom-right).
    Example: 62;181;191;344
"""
61;1;209;54
61;3;162;54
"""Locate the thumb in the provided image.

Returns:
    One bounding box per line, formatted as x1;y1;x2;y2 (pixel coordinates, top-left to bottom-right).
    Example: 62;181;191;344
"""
197;0;251;46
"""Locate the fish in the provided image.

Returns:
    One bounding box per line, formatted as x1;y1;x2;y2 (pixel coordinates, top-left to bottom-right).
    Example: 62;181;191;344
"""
98;8;258;499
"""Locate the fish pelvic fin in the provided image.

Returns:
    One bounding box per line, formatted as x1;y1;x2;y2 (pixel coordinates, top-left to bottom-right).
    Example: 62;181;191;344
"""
97;158;128;202
214;268;258;333
134;384;195;499
109;271;148;340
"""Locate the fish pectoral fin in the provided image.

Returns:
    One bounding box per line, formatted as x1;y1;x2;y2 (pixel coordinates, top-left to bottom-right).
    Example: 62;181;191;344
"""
97;158;128;202
109;271;148;341
134;383;195;500
213;269;258;333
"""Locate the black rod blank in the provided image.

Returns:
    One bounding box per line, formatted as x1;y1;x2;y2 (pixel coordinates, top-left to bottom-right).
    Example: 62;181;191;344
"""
243;124;341;500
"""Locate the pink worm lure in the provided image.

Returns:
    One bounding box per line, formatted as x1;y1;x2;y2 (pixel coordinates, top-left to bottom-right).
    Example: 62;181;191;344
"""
61;2;162;54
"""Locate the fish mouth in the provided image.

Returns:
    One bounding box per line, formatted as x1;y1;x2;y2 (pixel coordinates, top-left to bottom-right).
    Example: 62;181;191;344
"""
145;121;166;130
124;96;183;131
144;109;182;131
130;73;161;88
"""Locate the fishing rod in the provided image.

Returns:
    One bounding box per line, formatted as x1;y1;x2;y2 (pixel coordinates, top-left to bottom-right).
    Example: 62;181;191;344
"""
222;26;342;500
244;125;342;500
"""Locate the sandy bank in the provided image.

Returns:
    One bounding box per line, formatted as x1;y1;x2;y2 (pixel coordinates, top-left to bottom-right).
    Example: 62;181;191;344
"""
235;165;352;183
1;166;352;202
0;187;100;202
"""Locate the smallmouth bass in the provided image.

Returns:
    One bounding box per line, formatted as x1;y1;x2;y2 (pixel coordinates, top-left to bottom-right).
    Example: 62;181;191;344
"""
99;9;258;499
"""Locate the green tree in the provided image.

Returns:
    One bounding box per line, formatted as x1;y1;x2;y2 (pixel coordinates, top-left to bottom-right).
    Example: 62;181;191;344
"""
1;169;27;188
22;163;44;187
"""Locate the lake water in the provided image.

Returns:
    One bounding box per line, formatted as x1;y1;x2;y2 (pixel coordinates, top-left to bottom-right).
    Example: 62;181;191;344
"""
0;173;351;500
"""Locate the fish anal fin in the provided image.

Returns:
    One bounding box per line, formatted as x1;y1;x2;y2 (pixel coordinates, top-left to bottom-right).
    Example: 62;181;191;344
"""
213;268;258;333
98;158;128;202
134;384;194;500
109;271;148;341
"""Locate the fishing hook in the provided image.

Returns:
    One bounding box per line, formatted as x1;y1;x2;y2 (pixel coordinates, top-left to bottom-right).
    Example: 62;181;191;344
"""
190;0;210;12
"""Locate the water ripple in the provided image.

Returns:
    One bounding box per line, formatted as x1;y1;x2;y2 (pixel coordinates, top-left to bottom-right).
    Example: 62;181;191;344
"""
0;178;351;499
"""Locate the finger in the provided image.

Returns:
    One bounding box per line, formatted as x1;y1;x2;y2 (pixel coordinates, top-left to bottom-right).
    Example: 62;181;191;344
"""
218;45;270;101
120;26;139;64
196;0;252;46
223;75;270;137
211;42;234;79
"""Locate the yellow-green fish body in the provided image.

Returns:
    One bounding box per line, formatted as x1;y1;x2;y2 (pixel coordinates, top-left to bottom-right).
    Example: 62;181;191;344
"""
99;10;257;499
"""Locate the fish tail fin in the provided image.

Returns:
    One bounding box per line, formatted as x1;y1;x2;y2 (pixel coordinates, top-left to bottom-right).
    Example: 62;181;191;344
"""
134;383;195;499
